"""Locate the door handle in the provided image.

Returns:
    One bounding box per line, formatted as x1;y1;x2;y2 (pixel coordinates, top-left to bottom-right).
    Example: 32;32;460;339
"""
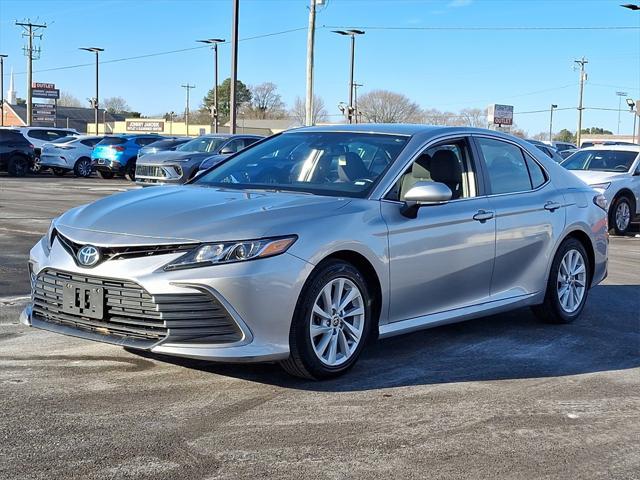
544;201;562;211
473;210;494;222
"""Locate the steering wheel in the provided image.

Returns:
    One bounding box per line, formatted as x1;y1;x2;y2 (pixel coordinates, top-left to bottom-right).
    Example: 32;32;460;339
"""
613;164;628;171
354;178;374;184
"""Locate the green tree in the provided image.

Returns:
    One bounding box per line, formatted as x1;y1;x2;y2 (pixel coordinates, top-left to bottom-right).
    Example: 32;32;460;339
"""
554;128;575;143
203;78;252;125
581;127;613;135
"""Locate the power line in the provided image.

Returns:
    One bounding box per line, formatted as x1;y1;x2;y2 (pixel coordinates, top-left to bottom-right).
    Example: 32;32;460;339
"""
4;27;308;77
323;24;640;31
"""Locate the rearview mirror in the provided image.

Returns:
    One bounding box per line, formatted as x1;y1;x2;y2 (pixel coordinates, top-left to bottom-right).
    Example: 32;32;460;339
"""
400;181;452;218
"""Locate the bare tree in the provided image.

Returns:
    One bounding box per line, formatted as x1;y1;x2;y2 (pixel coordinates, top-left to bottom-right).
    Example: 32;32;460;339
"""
531;132;548;141
247;82;286;119
290;95;328;125
103;96;130;114
57;91;82;107
458;108;487;128
358;90;421;123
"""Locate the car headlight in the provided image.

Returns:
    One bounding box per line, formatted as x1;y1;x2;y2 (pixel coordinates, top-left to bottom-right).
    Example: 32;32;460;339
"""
43;218;57;254
590;182;610;191
593;193;608;211
164;236;297;270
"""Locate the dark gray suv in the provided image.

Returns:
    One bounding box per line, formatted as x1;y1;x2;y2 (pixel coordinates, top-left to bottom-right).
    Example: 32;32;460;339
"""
135;134;262;186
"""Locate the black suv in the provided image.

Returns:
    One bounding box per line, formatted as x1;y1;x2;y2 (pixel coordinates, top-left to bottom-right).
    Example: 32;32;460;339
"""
0;129;36;177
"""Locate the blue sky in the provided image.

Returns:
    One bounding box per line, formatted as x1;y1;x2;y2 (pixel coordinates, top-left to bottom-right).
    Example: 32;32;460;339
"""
1;0;638;135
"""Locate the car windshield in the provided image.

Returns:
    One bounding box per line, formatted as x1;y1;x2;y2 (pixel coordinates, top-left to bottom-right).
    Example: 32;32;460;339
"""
177;137;227;153
194;131;410;198
561;150;638;172
52;136;78;144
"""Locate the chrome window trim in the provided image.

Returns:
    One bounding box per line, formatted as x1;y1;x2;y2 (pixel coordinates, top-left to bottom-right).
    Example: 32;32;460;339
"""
373;132;481;201
470;133;551;198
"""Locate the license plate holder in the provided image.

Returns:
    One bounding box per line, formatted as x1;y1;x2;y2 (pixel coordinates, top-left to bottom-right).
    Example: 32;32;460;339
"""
97;159;106;165
62;282;105;320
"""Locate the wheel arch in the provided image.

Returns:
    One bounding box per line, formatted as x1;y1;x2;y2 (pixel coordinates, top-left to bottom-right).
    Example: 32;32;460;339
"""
317;250;383;341
557;228;596;287
611;188;636;214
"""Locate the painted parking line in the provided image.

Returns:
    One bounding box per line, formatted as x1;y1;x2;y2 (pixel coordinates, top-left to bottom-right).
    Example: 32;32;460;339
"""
0;295;30;306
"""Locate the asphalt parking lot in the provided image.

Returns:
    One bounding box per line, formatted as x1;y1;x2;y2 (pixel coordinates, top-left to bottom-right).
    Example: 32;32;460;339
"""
0;175;639;480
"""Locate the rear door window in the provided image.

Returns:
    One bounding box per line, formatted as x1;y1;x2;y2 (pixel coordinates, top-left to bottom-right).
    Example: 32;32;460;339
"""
477;137;533;194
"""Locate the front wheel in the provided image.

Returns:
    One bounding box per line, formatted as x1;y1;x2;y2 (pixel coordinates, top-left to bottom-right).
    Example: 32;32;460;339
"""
609;196;632;236
8;156;30;177
280;260;372;379
532;238;590;324
125;158;137;181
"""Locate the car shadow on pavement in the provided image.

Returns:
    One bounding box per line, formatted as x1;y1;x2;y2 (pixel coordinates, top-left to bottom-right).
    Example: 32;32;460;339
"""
133;284;640;392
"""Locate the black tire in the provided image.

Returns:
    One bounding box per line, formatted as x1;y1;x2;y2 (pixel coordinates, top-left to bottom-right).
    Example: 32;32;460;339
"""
532;237;590;324
280;259;373;380
125;158;137;181
97;170;115;179
74;158;92;178
52;167;67;177
609;196;633;236
7;155;30;177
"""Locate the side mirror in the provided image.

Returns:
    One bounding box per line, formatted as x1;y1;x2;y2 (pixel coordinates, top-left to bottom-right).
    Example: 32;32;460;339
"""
400;181;452;218
219;146;235;155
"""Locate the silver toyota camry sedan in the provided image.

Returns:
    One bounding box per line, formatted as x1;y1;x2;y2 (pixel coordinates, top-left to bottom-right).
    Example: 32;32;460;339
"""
22;125;608;379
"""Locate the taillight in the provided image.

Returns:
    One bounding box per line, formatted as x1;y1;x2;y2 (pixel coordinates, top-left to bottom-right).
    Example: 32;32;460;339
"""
112;146;125;152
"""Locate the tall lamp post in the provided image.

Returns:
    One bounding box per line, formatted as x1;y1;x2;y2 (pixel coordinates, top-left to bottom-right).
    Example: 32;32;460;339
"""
80;47;104;135
332;29;365;124
549;104;557;142
616;91;628;135
0;54;7;126
197;38;225;133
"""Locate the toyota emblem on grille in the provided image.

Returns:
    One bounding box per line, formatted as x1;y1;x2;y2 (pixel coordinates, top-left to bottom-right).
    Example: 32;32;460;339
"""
77;245;100;267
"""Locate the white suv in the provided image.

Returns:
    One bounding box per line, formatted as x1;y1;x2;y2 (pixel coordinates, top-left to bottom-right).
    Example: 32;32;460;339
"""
561;145;640;235
18;127;80;172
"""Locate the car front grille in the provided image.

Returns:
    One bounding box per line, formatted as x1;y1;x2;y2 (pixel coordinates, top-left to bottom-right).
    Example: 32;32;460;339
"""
136;164;168;178
32;269;243;345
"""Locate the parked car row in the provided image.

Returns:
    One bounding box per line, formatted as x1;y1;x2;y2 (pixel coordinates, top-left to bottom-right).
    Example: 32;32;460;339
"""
0;127;263;181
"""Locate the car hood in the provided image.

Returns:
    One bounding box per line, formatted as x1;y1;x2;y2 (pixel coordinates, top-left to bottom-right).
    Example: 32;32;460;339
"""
567;170;626;185
56;185;351;245
136;150;210;165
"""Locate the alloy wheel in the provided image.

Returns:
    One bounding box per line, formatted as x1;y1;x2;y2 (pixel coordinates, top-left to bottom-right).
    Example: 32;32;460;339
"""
77;160;92;177
309;277;365;367
615;201;631;232
556;249;587;313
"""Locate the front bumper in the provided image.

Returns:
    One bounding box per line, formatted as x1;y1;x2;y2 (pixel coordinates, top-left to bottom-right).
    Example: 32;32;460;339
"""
25;236;314;362
135;163;185;186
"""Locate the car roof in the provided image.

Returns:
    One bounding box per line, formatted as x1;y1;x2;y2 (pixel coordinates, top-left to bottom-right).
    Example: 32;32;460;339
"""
195;134;264;139
581;144;640;152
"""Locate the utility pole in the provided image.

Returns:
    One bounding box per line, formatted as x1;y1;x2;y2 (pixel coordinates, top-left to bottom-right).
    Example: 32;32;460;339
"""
16;20;47;126
0;55;7;126
229;0;240;134
197;38;225;133
304;0;319;126
80;47;104;134
181;84;195;136
549;104;557;142
574;57;588;147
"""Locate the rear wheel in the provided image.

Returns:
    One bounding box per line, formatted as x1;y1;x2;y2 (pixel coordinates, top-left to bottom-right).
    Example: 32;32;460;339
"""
74;158;92;177
280;260;372;379
52;167;67;177
30;157;42;174
97;170;115;179
532;238;590;324
609;196;632;236
7;155;29;177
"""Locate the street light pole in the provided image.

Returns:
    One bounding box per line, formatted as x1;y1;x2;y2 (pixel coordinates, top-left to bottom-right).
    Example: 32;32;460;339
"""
305;0;317;126
627;99;637;143
0;54;7;126
616;91;628;135
197;38;225;133
80;47;104;134
229;0;240;134
549;104;557;142
333;29;364;124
